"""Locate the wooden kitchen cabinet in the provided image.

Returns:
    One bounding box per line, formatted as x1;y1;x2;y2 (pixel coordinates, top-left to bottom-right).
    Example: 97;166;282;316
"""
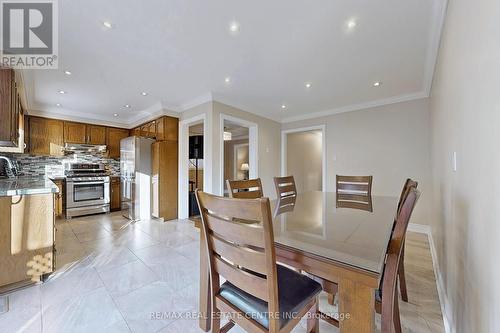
86;125;106;145
53;180;64;218
64;121;87;144
29;117;64;156
0;193;55;290
110;177;121;211
107;127;129;159
0;68;21;148
129;128;140;137
141;121;156;139
156;116;178;141
151;141;178;220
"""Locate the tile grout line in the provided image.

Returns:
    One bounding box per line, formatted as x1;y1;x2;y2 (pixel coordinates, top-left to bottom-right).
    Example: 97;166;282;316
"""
93;266;134;333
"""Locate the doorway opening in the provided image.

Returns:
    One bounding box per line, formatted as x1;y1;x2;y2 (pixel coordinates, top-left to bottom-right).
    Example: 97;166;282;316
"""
179;114;210;219
281;126;326;193
220;114;258;196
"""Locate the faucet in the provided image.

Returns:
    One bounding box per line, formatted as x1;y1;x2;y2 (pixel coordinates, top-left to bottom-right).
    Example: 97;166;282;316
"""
0;156;17;177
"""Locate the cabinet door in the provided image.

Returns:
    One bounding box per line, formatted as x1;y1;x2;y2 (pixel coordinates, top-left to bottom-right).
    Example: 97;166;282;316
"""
141;121;156;138
87;125;106;145
64;121;87;144
130;128;140;137
163;116;178;141
107;127;129;159
0;68;16;147
110;180;121;211
29;117;64;156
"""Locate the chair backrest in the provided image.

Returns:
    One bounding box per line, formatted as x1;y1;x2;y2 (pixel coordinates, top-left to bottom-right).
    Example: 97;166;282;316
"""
397;178;418;215
226;178;264;199
274;176;297;200
195;190;280;331
336;175;373;211
381;188;420;333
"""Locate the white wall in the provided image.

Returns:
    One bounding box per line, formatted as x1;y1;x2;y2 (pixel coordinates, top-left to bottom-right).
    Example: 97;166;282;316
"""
282;98;433;226
429;0;500;331
286;130;323;193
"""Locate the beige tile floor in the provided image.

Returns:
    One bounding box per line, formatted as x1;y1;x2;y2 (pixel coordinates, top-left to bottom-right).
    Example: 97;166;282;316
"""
0;212;444;333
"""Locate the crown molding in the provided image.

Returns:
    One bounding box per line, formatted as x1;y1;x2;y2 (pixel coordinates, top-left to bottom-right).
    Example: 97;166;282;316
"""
281;91;428;123
28;108;131;128
179;93;214;111
423;0;449;95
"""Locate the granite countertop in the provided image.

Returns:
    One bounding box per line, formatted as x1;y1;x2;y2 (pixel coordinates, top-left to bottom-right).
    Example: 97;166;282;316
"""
0;177;60;196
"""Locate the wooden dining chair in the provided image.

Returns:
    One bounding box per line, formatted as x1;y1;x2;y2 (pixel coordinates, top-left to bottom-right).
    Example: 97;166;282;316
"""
336;175;373;211
274;176;297;198
395;178;418;302
380;187;420;333
315;188;420;333
195;190;322;333
226;178;264;199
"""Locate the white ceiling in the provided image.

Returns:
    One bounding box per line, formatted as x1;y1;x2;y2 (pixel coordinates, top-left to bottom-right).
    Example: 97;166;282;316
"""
23;0;446;127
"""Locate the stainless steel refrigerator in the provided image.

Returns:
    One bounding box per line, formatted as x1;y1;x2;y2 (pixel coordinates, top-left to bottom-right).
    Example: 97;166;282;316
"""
120;136;154;221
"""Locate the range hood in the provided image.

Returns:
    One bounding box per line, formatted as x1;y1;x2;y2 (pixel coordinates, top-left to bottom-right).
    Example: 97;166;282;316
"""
63;143;107;153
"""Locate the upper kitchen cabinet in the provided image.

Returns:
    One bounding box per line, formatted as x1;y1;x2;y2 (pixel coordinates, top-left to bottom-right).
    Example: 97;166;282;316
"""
64;121;87;144
141;121;156;139
107;127;129;159
0;68;22;149
29;117;64;156
87;125;106;145
130;116;179;141
156;116;178;142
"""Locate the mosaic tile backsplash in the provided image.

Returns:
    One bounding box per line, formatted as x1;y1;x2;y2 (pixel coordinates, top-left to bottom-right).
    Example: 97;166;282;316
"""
0;152;120;178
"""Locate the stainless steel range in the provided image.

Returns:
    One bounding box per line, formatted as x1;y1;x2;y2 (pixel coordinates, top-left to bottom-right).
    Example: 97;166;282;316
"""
65;163;110;218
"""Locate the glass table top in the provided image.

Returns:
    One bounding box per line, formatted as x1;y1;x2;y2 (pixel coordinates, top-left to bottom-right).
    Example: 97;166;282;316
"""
271;191;398;274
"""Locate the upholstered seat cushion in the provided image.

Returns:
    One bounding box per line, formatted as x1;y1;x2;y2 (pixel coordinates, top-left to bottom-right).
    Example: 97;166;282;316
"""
218;264;322;329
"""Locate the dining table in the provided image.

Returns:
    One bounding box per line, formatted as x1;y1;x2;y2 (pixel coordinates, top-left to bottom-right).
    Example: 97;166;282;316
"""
198;191;399;333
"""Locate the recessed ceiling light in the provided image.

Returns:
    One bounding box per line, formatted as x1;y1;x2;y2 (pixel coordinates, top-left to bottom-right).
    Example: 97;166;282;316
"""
113;113;118;117
56;103;61;107
224;77;231;84
64;70;72;75
141;92;148;96
229;21;240;34
58;90;66;94
346;18;357;30
281;104;287;110
373;81;382;87
124;104;131;108
305;82;312;89
103;21;113;29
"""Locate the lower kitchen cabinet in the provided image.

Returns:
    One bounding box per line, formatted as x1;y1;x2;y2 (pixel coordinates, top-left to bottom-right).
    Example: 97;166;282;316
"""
0;193;55;290
110;177;121;211
53;180;64;218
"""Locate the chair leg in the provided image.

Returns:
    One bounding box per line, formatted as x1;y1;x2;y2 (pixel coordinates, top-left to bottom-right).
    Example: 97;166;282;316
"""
393;295;402;333
306;300;319;333
212;306;221;333
398;248;409;302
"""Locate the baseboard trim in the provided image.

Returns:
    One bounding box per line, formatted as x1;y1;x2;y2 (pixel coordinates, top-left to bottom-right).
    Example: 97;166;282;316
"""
407;223;453;333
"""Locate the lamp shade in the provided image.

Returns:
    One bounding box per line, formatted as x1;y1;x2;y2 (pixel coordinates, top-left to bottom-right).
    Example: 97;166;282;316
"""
240;163;249;171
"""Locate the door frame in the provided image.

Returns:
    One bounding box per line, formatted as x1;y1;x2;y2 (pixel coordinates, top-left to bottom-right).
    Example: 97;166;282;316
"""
281;125;327;191
219;114;258;196
178;114;211;219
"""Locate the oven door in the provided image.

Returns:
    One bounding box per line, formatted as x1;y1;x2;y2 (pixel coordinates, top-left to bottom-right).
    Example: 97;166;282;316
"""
67;180;110;208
